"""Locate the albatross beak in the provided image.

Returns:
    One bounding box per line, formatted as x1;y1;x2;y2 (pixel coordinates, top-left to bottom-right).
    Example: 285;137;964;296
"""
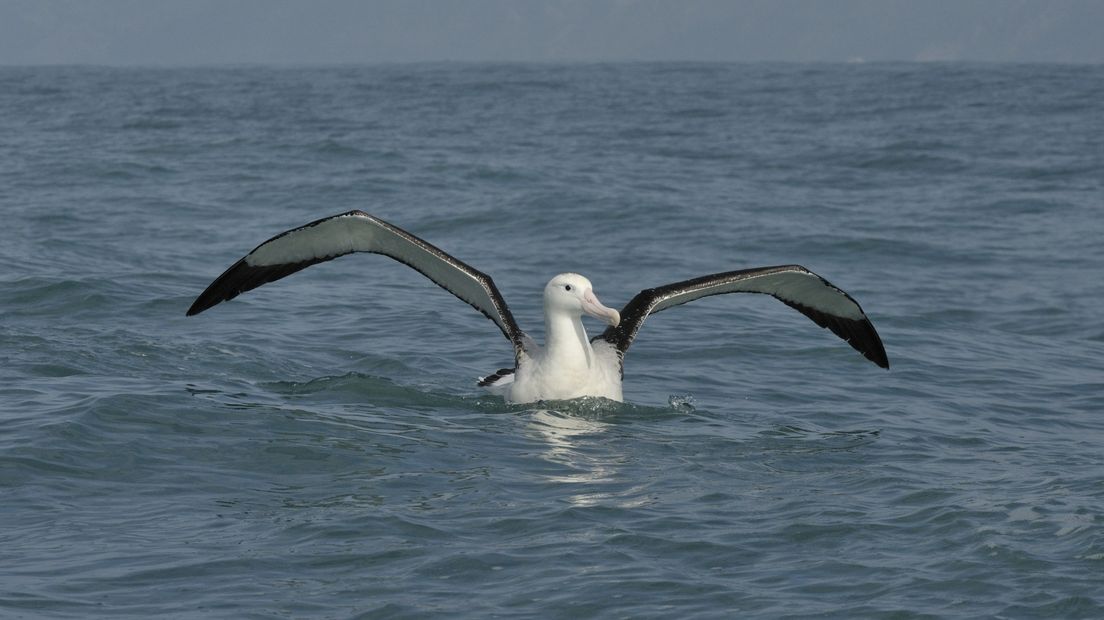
582;288;620;327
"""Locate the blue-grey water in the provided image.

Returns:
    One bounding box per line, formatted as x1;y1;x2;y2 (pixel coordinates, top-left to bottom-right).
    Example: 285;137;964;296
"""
2;63;1103;618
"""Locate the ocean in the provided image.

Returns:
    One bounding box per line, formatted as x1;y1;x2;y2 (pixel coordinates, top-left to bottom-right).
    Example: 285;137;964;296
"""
1;62;1102;618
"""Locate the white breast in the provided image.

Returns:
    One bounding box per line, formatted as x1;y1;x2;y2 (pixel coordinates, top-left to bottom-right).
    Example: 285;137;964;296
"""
506;340;623;403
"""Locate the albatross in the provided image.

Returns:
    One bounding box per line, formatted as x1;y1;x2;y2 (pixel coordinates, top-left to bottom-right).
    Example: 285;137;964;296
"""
187;211;888;403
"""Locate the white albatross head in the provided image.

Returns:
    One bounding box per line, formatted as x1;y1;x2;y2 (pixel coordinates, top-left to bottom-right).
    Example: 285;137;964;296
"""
543;273;620;327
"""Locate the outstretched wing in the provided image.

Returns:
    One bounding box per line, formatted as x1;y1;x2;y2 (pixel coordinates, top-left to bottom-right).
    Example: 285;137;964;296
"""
596;265;888;368
187;210;528;357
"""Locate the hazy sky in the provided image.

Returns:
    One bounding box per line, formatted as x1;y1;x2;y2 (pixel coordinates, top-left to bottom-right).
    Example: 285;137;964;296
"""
1;0;1102;65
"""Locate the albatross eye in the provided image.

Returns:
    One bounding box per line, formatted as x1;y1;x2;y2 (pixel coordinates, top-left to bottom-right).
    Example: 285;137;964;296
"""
564;284;573;291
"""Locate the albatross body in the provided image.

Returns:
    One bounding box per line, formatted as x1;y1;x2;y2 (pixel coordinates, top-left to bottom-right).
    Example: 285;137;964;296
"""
188;211;888;403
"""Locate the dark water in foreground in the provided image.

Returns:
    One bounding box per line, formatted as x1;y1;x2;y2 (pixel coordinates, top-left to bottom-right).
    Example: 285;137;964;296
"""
2;63;1103;618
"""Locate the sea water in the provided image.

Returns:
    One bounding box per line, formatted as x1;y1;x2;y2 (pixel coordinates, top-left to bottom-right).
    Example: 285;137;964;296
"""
2;63;1103;618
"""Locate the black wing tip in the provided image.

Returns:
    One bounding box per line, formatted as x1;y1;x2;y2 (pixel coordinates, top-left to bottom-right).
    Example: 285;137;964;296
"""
186;259;311;317
186;279;240;316
834;315;889;370
186;289;235;316
478;367;515;387
866;337;890;369
186;259;252;317
845;316;889;369
871;335;890;369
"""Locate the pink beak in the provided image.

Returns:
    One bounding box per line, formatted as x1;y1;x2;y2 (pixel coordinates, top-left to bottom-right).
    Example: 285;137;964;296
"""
582;288;620;327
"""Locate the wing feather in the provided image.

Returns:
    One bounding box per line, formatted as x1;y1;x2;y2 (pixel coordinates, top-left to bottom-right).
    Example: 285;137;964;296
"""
597;265;888;368
187;211;527;356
